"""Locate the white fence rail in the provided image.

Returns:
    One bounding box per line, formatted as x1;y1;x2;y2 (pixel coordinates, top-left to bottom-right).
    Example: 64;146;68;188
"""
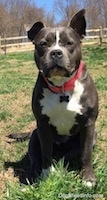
0;35;32;54
83;27;107;45
0;27;107;54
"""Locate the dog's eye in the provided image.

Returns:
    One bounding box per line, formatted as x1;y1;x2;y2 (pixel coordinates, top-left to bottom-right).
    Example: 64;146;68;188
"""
67;41;74;46
40;40;47;47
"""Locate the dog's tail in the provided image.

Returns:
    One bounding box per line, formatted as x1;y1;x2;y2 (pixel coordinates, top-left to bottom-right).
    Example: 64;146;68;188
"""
8;132;32;141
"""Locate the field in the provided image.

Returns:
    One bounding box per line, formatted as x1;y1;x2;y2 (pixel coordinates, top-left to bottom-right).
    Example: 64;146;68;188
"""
0;46;107;199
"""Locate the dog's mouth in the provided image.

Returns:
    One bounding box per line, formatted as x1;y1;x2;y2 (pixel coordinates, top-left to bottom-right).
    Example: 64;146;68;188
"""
49;66;70;77
40;61;83;87
41;65;73;78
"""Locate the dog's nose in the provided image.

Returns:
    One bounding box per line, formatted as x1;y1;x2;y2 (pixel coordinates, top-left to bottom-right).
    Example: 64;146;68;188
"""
50;49;63;59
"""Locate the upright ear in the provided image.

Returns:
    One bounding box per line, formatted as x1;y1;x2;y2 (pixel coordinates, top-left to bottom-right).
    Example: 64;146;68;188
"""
27;22;44;41
68;9;86;39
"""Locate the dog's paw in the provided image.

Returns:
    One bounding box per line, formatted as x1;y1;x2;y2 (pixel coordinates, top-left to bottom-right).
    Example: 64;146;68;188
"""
81;168;96;188
50;165;56;173
41;165;56;178
83;180;96;188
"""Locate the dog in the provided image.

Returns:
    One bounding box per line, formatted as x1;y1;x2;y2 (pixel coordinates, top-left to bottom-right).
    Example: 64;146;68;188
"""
27;9;98;187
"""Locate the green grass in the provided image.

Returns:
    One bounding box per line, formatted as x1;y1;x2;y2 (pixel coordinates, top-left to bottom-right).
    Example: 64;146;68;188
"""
0;56;36;95
95;77;107;91
5;160;107;200
0;46;107;199
6;160;107;200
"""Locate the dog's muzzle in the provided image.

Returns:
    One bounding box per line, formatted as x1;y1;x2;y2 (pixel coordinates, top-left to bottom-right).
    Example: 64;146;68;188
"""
50;49;63;61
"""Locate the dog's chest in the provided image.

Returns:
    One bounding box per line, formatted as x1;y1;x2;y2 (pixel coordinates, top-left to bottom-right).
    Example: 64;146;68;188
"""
40;80;84;135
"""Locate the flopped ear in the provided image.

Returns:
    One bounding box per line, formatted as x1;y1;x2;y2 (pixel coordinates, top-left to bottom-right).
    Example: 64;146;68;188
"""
27;22;44;41
68;9;86;39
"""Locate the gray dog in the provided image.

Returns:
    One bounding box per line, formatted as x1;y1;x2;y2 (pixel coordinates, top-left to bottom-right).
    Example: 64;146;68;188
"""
28;9;98;187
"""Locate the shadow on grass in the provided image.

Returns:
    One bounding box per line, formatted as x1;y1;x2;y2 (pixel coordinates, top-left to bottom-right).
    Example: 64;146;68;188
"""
4;152;30;184
4;132;82;185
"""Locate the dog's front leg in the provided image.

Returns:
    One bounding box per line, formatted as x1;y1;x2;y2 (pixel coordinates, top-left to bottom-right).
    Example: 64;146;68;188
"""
38;122;54;176
80;121;96;187
28;129;42;183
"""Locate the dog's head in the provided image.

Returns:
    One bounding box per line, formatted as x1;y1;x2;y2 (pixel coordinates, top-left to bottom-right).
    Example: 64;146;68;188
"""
28;9;86;82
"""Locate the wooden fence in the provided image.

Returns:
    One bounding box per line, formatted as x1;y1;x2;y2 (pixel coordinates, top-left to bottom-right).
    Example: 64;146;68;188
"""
0;26;107;54
0;35;33;54
83;26;107;45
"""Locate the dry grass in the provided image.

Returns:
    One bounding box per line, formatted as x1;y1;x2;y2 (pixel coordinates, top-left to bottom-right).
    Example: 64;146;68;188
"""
0;46;107;199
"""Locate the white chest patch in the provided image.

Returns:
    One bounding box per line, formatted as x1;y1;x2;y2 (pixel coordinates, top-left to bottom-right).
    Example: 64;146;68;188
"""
40;80;84;135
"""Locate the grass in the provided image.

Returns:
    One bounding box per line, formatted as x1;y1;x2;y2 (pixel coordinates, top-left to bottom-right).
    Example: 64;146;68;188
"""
6;160;107;200
0;46;107;199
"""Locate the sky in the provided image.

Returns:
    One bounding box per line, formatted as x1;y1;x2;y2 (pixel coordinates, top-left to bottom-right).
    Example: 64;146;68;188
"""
35;0;61;22
35;0;54;13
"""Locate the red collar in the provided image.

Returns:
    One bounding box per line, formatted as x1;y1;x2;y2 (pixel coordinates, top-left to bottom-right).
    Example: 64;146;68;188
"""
42;61;83;93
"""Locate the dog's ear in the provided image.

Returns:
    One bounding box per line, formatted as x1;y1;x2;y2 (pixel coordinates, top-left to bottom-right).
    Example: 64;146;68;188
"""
68;9;86;39
27;22;44;41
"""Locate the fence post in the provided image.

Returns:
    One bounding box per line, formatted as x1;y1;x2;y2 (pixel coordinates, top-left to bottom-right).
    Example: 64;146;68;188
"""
0;36;1;53
4;36;7;55
99;26;103;45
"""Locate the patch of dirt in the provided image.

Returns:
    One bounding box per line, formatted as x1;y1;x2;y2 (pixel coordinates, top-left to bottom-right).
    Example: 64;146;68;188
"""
8;59;18;65
0;91;32;136
89;67;107;79
0;168;18;196
21;120;36;133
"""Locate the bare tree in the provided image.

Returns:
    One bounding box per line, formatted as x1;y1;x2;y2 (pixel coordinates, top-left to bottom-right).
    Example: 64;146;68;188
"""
0;0;55;37
54;0;81;25
83;0;100;28
54;0;107;28
83;0;107;28
1;0;107;37
7;0;46;36
44;12;55;27
98;0;107;27
0;4;8;36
